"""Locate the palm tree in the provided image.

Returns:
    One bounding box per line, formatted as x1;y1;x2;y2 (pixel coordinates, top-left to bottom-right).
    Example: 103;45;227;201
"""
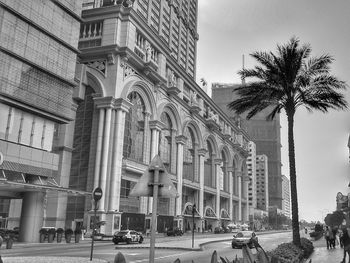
228;37;348;246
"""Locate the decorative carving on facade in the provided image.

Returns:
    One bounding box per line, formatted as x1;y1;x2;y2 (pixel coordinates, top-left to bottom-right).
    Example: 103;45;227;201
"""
86;60;107;76
115;0;135;8
145;40;152;62
120;61;139;80
167;68;177;88
107;53;115;65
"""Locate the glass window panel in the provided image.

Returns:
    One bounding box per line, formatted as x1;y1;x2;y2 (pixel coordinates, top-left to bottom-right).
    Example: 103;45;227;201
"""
0;103;9;139
123;92;145;162
20;112;33;146
32;116;45;149
7;108;21;143
43;120;54;151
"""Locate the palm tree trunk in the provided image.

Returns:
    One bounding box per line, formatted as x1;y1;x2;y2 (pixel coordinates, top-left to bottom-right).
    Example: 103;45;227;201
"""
287;112;301;246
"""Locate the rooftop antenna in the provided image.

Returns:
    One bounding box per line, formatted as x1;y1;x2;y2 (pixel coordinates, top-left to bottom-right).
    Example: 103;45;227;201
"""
241;54;246;85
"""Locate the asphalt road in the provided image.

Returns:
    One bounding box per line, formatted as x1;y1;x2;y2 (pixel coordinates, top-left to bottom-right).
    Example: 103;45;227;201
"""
1;231;295;263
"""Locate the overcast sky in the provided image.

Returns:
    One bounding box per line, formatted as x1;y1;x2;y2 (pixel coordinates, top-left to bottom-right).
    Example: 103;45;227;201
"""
196;0;350;222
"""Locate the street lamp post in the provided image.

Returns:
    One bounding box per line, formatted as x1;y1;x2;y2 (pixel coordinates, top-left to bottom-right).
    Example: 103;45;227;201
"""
192;204;196;248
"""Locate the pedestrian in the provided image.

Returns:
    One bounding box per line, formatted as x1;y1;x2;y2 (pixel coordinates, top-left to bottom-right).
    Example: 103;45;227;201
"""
329;227;336;248
341;228;350;263
332;227;338;248
325;226;331;249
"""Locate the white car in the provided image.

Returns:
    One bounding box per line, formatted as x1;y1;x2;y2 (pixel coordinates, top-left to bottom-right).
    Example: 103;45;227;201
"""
231;231;258;249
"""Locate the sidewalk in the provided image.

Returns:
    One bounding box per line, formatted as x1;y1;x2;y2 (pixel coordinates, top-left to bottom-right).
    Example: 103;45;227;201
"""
309;236;344;262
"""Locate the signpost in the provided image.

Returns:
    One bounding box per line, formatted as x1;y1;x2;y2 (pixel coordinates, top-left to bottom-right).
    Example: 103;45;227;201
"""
129;155;178;263
90;187;102;261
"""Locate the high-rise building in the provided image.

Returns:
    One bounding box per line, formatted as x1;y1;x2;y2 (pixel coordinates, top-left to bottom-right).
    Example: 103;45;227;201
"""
0;0;252;241
247;142;257;209
212;83;283;209
0;0;83;241
281;175;291;218
256;155;269;211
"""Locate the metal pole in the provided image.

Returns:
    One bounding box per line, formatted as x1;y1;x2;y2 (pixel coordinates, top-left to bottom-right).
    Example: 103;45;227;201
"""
149;167;160;263
90;201;97;261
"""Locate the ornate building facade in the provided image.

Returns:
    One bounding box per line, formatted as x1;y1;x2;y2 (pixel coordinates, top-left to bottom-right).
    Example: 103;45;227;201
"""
74;0;251;235
0;0;251;241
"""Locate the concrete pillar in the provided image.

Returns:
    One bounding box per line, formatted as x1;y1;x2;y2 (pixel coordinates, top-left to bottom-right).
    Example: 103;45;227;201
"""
108;99;131;212
175;135;187;216
93;108;105;189
94;97;114;212
19;191;45;242
142;112;151;164
147;120;163;214
245;180;249;222
198;148;207;217
215;159;222;221
238;171;242;222
228;169;233;220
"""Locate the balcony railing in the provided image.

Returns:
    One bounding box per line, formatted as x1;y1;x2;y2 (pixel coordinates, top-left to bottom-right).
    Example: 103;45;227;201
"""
78;21;103;48
135;32;159;65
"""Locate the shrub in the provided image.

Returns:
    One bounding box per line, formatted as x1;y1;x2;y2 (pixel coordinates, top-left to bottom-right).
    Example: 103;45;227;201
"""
56;228;64;234
268;242;303;263
48;228;56;235
39;228;48;235
65;229;73;236
300;237;314;258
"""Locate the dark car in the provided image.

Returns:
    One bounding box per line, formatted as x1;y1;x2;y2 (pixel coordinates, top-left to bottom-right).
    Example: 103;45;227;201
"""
112;230;144;244
166;228;183;236
231;231;258;249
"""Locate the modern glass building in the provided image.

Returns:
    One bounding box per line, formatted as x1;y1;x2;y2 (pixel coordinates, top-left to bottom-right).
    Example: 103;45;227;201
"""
0;0;84;242
212;83;283;210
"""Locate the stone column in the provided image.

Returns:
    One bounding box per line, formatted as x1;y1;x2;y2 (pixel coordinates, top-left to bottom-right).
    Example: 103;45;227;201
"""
142;112;151;164
175;135;187;216
237;171;242;222
214;159;222;221
227;167;234;220
108;98;131;212
94;97;114;212
198;148;207;217
245;176;250;222
147;120;163;214
92;107;105;189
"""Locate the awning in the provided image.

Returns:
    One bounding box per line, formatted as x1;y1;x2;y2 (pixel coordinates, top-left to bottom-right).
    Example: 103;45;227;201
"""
0;170;92;198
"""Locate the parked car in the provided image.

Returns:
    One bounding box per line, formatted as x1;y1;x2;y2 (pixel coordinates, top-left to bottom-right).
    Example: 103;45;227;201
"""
231;231;258;249
166;228;183;236
112;230;143;245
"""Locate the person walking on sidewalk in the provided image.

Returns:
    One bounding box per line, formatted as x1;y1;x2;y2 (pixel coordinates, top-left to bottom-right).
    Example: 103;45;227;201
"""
325;226;332;249
341;228;350;263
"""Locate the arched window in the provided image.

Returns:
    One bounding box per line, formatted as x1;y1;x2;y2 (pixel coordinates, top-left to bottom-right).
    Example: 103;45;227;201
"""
159;112;172;172
123;91;145;162
204;141;213;187
183;127;195;181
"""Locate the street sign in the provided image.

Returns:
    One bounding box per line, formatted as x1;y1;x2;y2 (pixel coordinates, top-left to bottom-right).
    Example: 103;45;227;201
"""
129;155;178;198
93;187;103;201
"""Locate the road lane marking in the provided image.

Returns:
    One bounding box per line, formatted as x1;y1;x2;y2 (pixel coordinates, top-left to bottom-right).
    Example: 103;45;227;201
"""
130;251;193;263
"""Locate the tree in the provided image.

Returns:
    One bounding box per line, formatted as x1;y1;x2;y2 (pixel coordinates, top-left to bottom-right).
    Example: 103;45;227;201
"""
228;37;348;246
324;211;345;227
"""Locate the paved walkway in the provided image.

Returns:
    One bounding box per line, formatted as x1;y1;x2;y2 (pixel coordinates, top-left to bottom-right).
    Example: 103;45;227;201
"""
310;236;345;263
